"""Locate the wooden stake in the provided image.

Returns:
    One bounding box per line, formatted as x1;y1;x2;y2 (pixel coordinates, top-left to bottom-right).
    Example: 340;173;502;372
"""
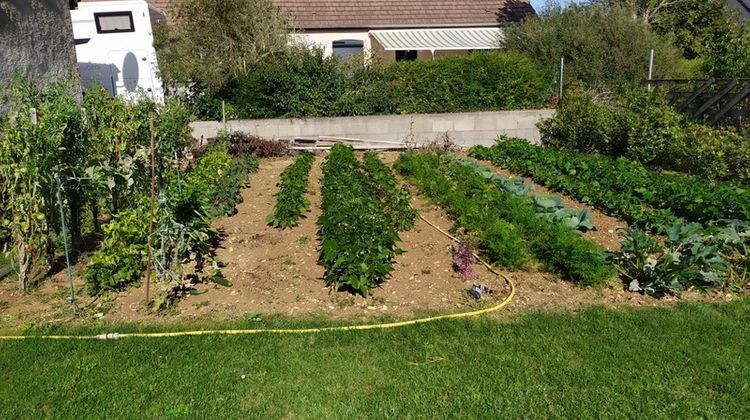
145;112;156;303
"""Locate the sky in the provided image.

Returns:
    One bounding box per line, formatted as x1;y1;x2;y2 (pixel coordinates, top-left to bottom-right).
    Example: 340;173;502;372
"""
529;0;587;12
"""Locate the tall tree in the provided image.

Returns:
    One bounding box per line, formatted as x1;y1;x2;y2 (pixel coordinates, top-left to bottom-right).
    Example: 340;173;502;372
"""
503;2;687;91
155;0;293;90
604;0;750;77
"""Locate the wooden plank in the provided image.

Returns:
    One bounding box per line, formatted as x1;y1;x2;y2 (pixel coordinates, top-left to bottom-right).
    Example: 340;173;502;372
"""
292;144;408;151
317;136;406;146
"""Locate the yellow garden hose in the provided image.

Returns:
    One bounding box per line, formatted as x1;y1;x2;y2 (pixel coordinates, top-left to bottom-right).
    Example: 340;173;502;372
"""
0;210;515;341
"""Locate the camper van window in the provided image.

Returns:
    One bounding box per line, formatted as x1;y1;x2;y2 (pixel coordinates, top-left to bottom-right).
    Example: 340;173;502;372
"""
94;12;135;34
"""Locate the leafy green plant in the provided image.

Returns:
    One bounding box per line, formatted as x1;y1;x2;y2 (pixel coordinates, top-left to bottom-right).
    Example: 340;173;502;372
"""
0;78;85;290
471;137;749;294
84;205;149;294
614;222;729;296
449;155;594;232
395;151;615;285
362;152;417;231
267;152;315;229
538;89;750;185
470;138;750;230
318;145;401;296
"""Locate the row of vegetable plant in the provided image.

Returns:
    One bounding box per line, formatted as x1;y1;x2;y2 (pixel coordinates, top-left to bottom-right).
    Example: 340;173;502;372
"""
394;151;615;286
362;152;418;231
470;138;749;295
267;152;315;229
84;141;261;296
0;80;191;292
469;137;750;230
449;155;594;232
317;145;401;296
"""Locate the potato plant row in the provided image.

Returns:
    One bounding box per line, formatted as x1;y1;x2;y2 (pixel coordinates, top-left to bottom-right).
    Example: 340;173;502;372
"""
362;152;418;231
317;145;401;296
267;152;315;229
394;151;615;286
469;138;750;230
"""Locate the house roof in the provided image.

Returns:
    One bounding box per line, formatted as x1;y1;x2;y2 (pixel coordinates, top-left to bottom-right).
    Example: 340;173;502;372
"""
274;0;536;30
77;0;535;29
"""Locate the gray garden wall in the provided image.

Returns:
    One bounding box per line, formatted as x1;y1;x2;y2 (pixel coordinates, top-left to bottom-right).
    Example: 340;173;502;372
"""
0;0;79;114
190;110;556;147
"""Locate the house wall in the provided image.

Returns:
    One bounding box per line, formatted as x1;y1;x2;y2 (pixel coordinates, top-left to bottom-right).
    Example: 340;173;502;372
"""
728;0;750;20
190;109;555;147
291;30;373;59
293;30;474;63
0;0;79;113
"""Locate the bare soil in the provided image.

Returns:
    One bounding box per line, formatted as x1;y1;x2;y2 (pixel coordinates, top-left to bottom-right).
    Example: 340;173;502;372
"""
0;153;739;332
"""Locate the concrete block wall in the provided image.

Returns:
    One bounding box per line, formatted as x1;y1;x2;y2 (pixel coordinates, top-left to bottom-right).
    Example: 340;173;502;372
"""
190;110;556;147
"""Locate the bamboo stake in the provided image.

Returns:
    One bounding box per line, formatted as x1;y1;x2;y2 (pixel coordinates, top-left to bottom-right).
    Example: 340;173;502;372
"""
145;113;156;303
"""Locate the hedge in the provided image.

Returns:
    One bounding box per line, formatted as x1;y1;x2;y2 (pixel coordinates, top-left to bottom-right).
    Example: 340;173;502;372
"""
194;50;553;120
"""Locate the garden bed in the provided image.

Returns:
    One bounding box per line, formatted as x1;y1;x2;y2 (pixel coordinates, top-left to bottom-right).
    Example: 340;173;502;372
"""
0;153;740;332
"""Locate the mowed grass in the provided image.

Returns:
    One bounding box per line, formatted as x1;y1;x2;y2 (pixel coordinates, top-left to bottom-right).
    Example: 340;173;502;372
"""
1;300;749;418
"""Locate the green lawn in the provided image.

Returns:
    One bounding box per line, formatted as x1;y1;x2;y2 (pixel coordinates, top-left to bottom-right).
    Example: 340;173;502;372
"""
1;300;749;418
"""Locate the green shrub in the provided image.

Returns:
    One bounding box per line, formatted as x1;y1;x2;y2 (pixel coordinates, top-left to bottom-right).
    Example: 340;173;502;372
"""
84;205;149;294
680;124;750;183
624;93;685;167
503;3;689;92
538;91;629;155
540;90;750;184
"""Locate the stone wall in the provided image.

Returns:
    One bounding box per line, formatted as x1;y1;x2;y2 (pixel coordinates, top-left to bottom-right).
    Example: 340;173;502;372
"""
0;0;79;113
190;109;555;147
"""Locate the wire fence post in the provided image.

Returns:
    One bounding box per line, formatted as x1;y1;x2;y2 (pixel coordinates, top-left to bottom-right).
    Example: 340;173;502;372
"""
222;100;226;130
647;49;655;92
54;174;77;316
559;57;565;103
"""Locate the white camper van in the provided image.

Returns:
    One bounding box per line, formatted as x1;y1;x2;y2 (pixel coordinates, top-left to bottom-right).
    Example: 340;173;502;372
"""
71;0;164;102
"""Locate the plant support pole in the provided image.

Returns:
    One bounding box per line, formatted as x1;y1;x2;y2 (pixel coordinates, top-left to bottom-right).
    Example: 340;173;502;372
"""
145;113;157;303
55;175;77;315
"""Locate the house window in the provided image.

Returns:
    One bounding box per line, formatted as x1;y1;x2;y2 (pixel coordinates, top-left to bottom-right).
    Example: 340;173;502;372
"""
332;39;364;59
94;12;135;34
396;50;417;61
